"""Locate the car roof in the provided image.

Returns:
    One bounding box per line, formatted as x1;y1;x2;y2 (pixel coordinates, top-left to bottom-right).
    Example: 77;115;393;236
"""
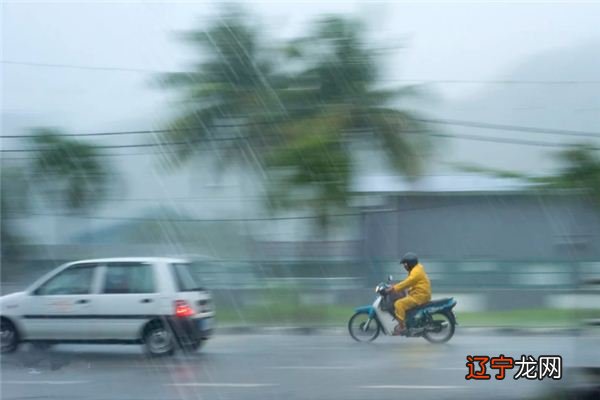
68;257;189;265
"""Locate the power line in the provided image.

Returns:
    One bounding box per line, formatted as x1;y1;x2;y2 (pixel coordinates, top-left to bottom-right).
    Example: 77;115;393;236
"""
0;129;240;141
426;132;597;149
417;118;600;139
14;212;356;223
0;129;167;139
0;122;270;139
5;130;600;155
3;117;600;141
10;203;466;223
4;60;600;85
393;79;600;85
1;130;597;156
1;150;179;161
0;136;242;153
1;60;165;74
3;117;600;154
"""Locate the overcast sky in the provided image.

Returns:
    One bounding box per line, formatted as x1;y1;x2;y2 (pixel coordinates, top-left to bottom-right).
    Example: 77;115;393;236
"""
3;1;600;133
2;1;600;243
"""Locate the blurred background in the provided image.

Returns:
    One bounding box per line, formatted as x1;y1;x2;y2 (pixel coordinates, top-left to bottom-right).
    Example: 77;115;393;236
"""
2;0;600;369
3;0;600;329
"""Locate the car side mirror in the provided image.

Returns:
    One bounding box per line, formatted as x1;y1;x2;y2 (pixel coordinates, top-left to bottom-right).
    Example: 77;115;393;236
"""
387;275;393;282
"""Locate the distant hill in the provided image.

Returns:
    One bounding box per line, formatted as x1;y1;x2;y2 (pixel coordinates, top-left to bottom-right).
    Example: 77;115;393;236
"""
430;39;600;174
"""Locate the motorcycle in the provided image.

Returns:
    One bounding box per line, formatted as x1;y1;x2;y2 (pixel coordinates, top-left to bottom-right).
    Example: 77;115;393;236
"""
348;276;457;343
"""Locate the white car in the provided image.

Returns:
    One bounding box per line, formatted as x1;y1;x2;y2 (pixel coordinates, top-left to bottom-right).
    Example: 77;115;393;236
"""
0;257;215;356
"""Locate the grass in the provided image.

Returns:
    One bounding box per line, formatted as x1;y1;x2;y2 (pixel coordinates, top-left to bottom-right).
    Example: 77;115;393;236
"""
215;304;350;326
456;308;600;328
214;303;600;328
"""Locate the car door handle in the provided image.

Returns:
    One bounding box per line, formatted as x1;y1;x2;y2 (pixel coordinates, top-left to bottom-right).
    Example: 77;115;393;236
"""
75;299;90;304
140;298;153;303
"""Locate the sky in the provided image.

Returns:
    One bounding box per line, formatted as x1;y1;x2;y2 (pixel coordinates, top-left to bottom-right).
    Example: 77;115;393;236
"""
2;1;600;243
3;1;600;130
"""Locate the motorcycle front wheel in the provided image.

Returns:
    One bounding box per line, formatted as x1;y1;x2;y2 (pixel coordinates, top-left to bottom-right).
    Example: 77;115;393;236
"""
348;312;380;342
423;312;455;344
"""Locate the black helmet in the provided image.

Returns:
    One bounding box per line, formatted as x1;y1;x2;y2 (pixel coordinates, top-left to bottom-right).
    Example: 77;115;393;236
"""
401;252;418;268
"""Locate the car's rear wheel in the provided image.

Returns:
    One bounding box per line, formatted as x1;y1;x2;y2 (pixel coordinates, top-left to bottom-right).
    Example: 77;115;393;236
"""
1;318;19;354
143;322;175;357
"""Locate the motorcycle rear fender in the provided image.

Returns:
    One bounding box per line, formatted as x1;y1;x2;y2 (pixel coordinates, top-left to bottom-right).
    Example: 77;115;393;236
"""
447;309;458;325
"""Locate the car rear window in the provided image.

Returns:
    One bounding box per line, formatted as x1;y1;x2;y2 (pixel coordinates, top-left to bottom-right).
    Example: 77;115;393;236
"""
171;262;205;291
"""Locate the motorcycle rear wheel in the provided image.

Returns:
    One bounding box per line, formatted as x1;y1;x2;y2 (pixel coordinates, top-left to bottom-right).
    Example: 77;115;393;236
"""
348;312;380;342
423;312;455;344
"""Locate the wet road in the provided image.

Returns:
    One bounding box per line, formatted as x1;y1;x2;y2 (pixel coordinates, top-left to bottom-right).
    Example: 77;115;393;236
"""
1;332;598;400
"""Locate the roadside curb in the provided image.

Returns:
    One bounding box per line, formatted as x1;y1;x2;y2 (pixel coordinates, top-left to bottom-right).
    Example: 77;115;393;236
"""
216;325;581;336
217;326;346;335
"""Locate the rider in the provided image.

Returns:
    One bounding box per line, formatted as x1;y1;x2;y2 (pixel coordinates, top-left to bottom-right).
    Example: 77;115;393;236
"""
386;252;431;335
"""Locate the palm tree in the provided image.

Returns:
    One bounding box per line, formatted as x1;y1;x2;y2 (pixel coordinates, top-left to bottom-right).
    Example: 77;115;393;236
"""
157;6;284;170
2;130;110;258
458;144;600;201
158;11;431;235
29;128;111;212
0;166;30;259
543;145;600;199
265;16;430;231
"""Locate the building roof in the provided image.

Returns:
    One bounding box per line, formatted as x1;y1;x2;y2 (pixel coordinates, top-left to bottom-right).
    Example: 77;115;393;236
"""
66;257;189;265
353;174;533;194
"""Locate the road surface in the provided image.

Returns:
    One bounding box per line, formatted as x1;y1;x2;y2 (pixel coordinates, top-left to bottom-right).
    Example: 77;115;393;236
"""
1;331;598;400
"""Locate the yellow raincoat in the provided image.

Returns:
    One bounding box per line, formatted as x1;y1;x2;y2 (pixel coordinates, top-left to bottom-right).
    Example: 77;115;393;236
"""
392;263;432;321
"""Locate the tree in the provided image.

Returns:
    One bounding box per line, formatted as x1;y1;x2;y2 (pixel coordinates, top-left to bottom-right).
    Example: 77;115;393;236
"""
29;128;111;212
529;145;600;204
457;144;600;202
0;166;30;259
157;6;284;170
265;16;430;231
2;130;110;259
158;10;431;234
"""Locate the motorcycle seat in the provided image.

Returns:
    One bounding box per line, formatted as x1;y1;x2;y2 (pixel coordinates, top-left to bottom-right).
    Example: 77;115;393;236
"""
408;298;455;314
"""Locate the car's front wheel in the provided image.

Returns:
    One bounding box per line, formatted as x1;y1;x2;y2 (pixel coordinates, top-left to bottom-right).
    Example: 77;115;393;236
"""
1;318;19;354
143;322;175;357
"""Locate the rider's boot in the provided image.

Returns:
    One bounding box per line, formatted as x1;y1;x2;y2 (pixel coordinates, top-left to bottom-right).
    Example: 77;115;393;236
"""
392;320;406;336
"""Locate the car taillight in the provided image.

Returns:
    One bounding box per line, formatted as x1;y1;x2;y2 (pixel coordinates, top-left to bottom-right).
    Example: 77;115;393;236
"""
174;300;194;317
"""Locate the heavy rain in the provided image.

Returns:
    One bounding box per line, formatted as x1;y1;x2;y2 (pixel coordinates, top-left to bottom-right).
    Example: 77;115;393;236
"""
1;2;599;400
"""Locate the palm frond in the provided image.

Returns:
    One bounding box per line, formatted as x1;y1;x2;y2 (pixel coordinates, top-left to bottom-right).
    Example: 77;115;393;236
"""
29;128;110;210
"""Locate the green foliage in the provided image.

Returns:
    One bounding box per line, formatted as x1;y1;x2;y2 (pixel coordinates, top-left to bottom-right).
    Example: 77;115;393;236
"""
160;9;432;231
453;162;528;179
264;16;430;228
0;166;30;258
157;7;283;168
216;303;599;327
540;145;600;201
457;144;600;204
29;128;111;211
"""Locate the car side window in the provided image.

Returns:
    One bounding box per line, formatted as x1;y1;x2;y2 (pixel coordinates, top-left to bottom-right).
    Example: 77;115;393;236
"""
102;263;156;294
34;264;97;296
